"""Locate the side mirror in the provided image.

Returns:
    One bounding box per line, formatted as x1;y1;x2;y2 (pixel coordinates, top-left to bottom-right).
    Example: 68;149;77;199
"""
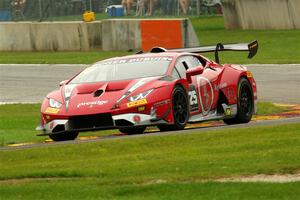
186;66;204;83
59;80;68;87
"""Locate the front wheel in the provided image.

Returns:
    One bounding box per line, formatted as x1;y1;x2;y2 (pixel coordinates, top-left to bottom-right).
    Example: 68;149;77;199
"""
158;85;189;131
224;78;254;125
119;126;146;135
49;132;79;141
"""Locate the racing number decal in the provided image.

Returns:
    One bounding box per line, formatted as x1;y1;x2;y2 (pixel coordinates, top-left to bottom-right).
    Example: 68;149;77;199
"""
189;91;197;105
188;85;199;112
196;76;214;116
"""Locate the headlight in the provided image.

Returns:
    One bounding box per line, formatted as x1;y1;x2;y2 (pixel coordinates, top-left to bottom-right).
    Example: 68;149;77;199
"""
49;98;62;108
128;89;153;102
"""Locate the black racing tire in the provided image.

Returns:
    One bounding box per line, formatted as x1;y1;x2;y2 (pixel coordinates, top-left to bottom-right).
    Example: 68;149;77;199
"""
49;132;79;141
119;126;146;135
158;85;189;132
223;77;254;125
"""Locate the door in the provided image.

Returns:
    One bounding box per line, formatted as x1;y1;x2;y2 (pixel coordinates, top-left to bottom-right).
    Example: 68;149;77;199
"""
173;55;222;116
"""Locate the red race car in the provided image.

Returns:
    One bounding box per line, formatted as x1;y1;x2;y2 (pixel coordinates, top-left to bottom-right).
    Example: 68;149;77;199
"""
37;41;258;141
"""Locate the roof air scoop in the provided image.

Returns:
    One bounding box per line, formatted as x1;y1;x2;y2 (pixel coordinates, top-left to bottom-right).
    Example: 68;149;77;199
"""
150;47;167;53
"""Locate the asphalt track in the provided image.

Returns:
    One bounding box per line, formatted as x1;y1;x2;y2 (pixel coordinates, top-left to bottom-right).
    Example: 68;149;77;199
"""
1;117;299;150
0;64;299;104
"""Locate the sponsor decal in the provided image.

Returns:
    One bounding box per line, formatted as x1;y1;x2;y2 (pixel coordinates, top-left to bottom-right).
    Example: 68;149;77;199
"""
226;107;231;116
137;106;146;112
223;104;237;116
102;57;172;65
214;82;228;91
45;107;60;114
127;99;147;108
226;87;235;101
133;115;141;123
196;76;214;116
153;100;170;108
77;100;108;108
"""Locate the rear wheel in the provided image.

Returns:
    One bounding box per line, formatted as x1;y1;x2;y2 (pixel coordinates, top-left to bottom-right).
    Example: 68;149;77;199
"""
223;78;254;125
49;132;79;141
158;85;189;132
119;126;146;135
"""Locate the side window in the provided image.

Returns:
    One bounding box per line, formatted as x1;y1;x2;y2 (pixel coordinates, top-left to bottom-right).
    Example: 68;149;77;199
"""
174;60;188;78
172;56;202;79
188;56;202;68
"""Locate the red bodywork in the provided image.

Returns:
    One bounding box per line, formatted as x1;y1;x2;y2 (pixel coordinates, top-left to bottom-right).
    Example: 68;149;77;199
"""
38;52;257;135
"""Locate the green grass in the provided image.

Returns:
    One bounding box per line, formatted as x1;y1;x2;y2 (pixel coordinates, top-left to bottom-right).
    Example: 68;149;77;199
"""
0;102;289;147
1;123;300;199
256;102;289;116
0;104;119;146
190;16;300;64
0;104;43;146
2;123;300;180
1;180;300;200
0;102;299;199
0;51;129;64
0;16;300;64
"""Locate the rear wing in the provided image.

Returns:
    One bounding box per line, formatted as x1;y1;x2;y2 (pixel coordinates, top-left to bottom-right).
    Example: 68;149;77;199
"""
147;40;259;64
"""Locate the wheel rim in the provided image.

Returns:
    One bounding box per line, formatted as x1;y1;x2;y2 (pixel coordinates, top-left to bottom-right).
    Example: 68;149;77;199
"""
173;90;188;125
239;84;252;116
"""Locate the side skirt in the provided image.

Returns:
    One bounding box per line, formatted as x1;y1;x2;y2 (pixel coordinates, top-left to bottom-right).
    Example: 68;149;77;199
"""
188;104;237;123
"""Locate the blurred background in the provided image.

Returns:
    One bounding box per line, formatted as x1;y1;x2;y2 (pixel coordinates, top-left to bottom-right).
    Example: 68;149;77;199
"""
0;0;222;21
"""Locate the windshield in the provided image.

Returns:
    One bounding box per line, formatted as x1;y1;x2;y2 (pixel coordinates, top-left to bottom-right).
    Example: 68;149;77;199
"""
70;57;172;84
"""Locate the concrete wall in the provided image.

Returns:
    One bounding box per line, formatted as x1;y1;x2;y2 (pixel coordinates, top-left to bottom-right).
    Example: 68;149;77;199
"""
102;19;141;51
185;19;200;48
101;19;199;51
0;22;93;51
222;0;300;29
0;19;199;51
86;22;102;49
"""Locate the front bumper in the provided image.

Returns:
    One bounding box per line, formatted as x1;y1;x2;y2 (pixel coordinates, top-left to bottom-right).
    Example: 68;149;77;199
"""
37;112;169;136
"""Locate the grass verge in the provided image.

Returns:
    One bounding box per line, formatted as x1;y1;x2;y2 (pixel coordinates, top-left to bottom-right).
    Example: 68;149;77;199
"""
0;104;118;146
0;102;291;146
0;51;129;64
256;102;290;116
1;123;300;199
1;180;300;200
1;123;300;181
0;16;300;64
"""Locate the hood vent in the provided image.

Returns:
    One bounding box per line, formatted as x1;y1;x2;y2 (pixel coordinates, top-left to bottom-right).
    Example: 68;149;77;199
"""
106;80;131;92
94;89;104;97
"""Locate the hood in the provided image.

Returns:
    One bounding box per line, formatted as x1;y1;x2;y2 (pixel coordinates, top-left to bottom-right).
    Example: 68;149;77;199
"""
56;76;163;115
